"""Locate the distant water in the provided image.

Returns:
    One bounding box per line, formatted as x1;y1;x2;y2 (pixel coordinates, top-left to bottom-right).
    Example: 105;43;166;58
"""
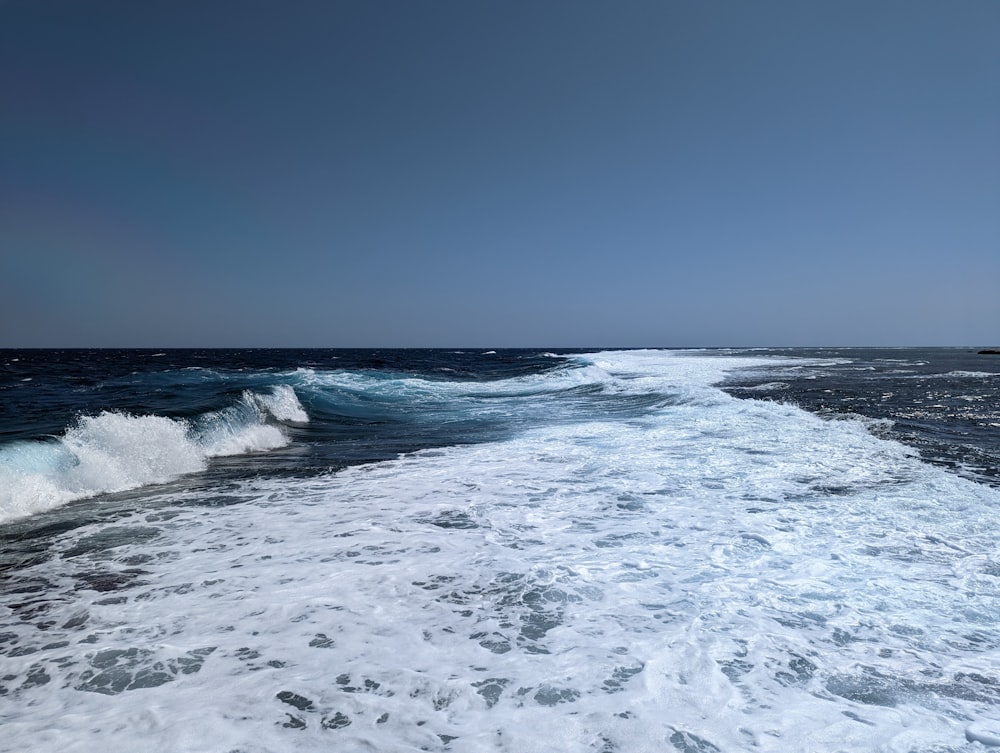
1;348;999;752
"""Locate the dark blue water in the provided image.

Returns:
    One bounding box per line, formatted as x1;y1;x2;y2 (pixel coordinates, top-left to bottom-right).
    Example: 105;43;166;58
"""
720;347;1000;485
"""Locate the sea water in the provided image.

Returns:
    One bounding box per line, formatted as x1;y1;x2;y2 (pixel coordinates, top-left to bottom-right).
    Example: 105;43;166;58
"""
1;348;998;752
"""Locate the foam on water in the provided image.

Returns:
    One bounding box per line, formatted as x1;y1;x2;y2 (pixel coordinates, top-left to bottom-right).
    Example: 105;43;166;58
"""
939;371;998;379
255;384;310;423
2;351;999;752
292;360;615;401
0;385;308;522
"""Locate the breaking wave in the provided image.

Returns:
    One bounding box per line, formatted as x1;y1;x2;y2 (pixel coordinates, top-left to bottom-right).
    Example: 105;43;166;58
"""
0;385;308;522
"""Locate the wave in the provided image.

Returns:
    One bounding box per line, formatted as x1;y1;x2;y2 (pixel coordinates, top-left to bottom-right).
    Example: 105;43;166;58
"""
0;351;868;527
291;360;608;396
0;359;629;525
898;370;998;380
940;370;997;379
0;385;308;523
287;362;617;423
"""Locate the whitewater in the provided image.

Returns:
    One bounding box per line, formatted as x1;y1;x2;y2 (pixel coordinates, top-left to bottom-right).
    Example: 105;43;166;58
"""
1;349;999;752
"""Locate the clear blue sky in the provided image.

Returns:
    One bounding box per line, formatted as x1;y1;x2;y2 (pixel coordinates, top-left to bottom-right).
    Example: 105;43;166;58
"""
2;1;998;347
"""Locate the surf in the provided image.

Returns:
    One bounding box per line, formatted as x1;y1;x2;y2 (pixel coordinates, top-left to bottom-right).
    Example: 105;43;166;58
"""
2;349;999;753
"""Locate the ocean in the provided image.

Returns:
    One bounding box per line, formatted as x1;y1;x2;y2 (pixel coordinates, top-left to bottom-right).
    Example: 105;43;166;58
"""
1;347;998;752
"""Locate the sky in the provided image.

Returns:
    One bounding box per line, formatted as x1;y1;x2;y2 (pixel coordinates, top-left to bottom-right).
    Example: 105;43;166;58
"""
1;1;998;347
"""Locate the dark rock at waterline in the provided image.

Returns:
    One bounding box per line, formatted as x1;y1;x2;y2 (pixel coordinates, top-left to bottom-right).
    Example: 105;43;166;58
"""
978;349;1000;355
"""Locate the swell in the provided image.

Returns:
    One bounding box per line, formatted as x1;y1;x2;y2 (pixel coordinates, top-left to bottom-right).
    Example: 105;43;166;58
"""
0;356;673;525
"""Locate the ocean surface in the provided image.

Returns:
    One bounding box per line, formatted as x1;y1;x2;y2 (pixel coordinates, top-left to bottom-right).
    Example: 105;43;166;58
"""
1;347;999;752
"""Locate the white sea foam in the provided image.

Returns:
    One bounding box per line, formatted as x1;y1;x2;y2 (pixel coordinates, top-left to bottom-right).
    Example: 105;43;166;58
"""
734;380;790;391
899;370;999;380
1;352;999;753
0;385;308;522
255;384;310;423
293;361;616;407
942;370;998;379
